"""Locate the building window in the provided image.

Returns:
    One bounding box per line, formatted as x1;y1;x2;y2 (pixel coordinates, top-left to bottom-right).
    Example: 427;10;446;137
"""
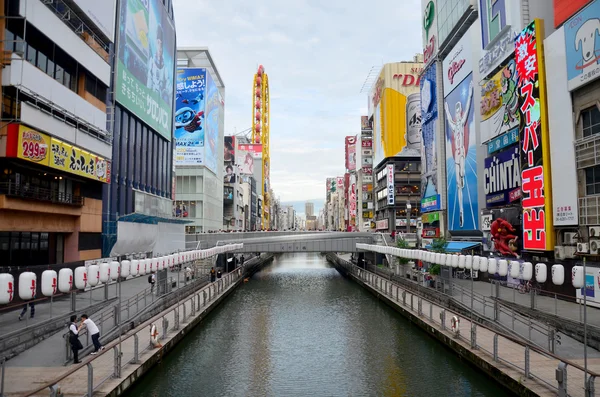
582;106;600;139
84;74;108;103
586;165;600;195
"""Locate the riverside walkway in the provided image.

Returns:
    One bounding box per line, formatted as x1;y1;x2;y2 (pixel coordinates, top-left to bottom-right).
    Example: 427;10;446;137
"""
331;254;600;397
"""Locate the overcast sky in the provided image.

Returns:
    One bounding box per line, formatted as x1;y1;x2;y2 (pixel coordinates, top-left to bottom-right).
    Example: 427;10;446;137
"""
173;0;422;202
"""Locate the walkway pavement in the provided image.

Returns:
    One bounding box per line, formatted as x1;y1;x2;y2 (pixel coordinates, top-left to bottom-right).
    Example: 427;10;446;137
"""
3;270;242;397
336;257;596;397
3;267;208;368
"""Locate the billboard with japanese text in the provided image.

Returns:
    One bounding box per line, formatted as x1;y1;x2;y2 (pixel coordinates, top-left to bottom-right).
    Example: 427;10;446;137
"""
116;0;175;140
174;68;206;166
236;143;262;175
515;19;554;251
345;136;357;171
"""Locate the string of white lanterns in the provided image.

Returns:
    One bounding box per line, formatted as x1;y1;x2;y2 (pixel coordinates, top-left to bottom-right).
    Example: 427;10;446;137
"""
0;244;244;305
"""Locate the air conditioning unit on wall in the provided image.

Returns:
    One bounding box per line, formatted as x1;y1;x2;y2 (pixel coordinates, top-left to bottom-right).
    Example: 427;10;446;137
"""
578;242;589;254
564;232;577;245
554;246;565;260
591;240;600;255
590;226;600;239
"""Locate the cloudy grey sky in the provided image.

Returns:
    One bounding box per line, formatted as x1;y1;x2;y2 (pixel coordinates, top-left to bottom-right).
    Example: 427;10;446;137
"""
173;0;422;202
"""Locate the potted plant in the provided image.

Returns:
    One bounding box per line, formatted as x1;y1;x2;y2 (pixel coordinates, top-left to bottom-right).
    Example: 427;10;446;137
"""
397;237;411;277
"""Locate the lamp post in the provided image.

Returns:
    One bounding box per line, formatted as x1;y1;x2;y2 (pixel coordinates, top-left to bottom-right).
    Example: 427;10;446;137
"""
406;202;411;234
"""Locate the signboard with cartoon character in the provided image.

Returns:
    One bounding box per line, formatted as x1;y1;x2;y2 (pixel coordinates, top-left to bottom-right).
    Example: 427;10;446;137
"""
564;0;600;91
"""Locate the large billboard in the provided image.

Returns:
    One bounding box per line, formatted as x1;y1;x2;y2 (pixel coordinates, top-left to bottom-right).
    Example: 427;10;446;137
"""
236;143;262;175
73;0;117;41
174;68;206;166
204;71;220;174
442;24;476;96
224;136;235;162
345;136;357;171
444;72;479;231
420;63;440;212
480;59;520;144
563;0;600;91
483;146;521;207
515;19;554;251
116;0;175;140
554;0;595;28
371;62;423;167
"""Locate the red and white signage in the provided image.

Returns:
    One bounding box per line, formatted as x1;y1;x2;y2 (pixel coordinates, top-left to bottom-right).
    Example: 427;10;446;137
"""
387;164;395;205
442;23;476;95
361;139;372;148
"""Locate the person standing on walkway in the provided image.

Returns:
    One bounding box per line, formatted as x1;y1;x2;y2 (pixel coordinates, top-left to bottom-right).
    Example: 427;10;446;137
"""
210;267;216;283
18;301;35;321
149;272;156;293
79;314;104;354
69;315;83;364
240;255;245;266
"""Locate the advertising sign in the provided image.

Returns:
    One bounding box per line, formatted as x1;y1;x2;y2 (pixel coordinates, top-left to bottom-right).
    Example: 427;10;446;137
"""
116;0;175;140
361;116;372;135
483;146;521;207
555;0;596;28
224;136;235;162
73;0;117;42
349;174;357;218
376;219;389;230
421;195;441;212
480;59;520;143
203;71;220;174
487;129;519;154
238;143;263;159
361;139;372;148
420;63;440;210
443;24;475;95
345;136;357;171
224;164;237;184
337;177;344;191
174;68;205;165
444;71;479;231
400;93;422;157
422;0;438;64
564;0;600;91
515;19;554;251
422;211;440;224
236;145;258;175
9;125;111;183
387;164;395;205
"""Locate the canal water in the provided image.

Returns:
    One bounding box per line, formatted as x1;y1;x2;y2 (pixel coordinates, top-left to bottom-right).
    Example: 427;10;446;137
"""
126;253;507;397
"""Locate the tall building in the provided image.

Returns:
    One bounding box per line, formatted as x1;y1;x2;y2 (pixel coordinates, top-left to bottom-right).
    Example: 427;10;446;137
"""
1;1;115;265
104;0;180;256
305;201;314;217
173;48;225;233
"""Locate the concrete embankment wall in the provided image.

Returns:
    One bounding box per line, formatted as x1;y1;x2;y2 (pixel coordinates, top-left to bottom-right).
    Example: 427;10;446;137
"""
327;254;533;397
105;255;274;396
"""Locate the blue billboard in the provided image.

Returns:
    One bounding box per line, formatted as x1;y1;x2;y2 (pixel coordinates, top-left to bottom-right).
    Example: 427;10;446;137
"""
444;72;479;231
564;0;600;91
203;71;220;175
420;63;439;212
174;68;206;166
483;145;521;207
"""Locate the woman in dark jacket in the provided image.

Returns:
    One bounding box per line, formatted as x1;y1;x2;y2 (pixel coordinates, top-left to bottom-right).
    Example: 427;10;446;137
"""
69;315;83;364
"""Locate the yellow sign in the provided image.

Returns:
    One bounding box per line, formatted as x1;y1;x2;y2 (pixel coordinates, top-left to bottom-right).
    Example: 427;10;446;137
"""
17;126;50;166
15;125;111;183
480;69;503;121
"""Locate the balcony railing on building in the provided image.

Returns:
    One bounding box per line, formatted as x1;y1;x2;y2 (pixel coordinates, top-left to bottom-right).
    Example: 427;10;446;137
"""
0;181;84;206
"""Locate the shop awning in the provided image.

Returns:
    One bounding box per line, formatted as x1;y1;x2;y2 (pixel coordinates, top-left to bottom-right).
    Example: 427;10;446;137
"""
425;241;481;253
118;212;193;225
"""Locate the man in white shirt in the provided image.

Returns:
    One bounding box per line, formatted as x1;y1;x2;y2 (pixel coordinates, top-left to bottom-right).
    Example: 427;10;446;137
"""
79;314;104;354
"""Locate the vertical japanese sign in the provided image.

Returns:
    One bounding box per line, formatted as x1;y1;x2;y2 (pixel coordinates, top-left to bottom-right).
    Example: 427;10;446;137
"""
514;19;554;251
345;136;357;171
387;164;395;205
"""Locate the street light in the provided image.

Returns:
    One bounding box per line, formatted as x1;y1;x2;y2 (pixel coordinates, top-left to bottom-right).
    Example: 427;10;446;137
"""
406;202;412;234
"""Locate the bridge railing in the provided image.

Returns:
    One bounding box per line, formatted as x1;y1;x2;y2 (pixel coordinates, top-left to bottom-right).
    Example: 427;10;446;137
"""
331;255;598;397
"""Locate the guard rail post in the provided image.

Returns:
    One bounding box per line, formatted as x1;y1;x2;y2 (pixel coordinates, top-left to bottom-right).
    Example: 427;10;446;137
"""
493;334;498;361
161;317;168;340
418;298;422;316
429;302;433;320
587;375;595;397
174;306;179;330
113;345;121;378
402;291;406;306
1;356;5;397
64;334;71;363
525;346;530;378
440;310;446;330
87;363;93;397
494;300;498;321
530;288;535;309
471;323;477;349
133;334;139;364
557;362;567;397
411;294;414;311
549;329;555;353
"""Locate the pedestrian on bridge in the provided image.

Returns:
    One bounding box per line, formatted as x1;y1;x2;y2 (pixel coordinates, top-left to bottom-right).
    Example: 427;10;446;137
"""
210;267;216;282
240;255;245;266
18;301;35;321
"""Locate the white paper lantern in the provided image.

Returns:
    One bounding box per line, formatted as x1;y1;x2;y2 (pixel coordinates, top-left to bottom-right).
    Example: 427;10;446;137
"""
496;259;507;276
572;266;584;288
130;260;139;277
149;258;157;273
451;255;459;268
509;260;520;278
0;273;15;304
488;258;497;274
18;272;37;300
465;255;473;270
109;261;120;281
88;265;100;286
74;267;88;290
552;264;564;285
99;262;110;283
479;257;489;273
157;257;164;271
58;268;73;293
41;270;58;297
521;262;533;281
472;256;481;271
120;260;131;278
458;255;466;269
535;263;547;283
